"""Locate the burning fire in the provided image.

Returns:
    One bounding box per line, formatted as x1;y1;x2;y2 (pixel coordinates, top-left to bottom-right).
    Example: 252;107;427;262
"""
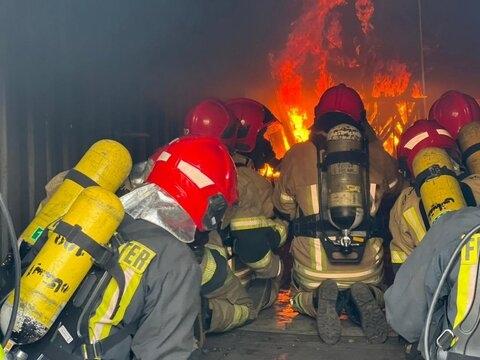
267;0;422;158
288;107;310;142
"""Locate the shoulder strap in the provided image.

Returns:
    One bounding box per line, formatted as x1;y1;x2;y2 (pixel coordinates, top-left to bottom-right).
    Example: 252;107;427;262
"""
81;320;139;360
418;199;431;231
54;220;126;320
460;182;477;207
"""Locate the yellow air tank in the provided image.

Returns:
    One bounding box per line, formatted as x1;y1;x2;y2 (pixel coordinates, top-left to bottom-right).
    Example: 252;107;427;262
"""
0;186;124;344
20;139;132;246
457;121;480;175
412;147;466;224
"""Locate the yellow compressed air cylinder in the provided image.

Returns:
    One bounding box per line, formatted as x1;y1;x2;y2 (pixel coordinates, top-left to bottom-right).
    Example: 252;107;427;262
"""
412;147;466;224
0;186;124;344
20;139;132;246
458;121;480;175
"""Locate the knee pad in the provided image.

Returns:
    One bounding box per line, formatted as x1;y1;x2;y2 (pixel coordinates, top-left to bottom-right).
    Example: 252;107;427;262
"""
232;228;271;263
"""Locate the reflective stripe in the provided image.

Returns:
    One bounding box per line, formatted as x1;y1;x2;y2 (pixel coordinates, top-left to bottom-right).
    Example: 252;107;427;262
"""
89;241;156;342
404;132;430;150
391;249;408;264
312;238;323;271
293;268;383;290
246;250;272;270
201;248;217;285
280;192;295;203
310;184;320;214
177;160;214;188
230;217;268;230
230;217;287;245
388;179;399;189
402;206;427;242
157;151;171;162
294;261;381;280
206;243;228;258
437;129;453;138
224;304;250;331
453;234;480;329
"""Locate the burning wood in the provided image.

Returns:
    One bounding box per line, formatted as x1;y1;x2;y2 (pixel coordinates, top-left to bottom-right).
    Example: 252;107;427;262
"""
266;0;422;160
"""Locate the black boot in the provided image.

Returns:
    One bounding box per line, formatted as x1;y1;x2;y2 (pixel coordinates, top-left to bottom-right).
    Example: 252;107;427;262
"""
315;279;341;344
349;282;388;343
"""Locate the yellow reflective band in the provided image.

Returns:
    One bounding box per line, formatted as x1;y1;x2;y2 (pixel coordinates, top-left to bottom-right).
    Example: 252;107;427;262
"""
89;241;156;342
294;261;381;281
246;250;273;270
205;243;228;258
453;234;480;329
224;304;250;331
280;192;295;203
201;248;217;286
230;217;287;246
402;207;427;242
230;216;269;230
391;249;408;264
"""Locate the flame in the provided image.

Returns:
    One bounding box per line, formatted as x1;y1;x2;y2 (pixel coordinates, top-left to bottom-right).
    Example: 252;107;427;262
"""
259;164;280;179
355;0;375;35
266;0;422;160
372;60;412;98
288;107;310;142
411;81;425;98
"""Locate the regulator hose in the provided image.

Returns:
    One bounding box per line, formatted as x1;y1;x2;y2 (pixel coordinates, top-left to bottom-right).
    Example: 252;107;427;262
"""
423;223;480;360
0;191;21;348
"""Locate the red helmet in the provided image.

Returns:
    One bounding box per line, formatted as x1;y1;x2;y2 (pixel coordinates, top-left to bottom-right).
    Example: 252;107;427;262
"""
428;90;480;139
397;119;457;174
225;98;277;153
184;98;240;149
147;136;238;231
314;84;365;129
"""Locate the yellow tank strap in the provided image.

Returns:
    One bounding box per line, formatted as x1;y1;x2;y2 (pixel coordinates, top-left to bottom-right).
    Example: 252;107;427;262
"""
390;249;408;264
89;241;156;342
201;248;218;286
453;234;480;329
402;206;427;243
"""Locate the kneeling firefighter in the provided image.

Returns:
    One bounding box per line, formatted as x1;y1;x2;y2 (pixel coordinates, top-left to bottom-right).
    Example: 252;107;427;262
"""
386;206;480;360
389;119;480;271
273;84;402;344
181;99;255;334
5;137;237;360
429;90;480;175
225;98;288;311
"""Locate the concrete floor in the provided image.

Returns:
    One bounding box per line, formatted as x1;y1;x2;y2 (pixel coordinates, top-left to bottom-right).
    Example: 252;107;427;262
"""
200;290;405;360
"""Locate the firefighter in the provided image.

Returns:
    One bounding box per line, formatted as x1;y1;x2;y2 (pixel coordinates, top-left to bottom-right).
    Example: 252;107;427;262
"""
429;90;480;175
181;99;255;333
389;119;480;271
9;137;237;360
386;206;480;359
273;84;401;344
225;98;288;310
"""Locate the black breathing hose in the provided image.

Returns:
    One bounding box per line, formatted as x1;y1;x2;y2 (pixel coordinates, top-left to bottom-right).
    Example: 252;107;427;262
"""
423;223;480;360
0;192;21;348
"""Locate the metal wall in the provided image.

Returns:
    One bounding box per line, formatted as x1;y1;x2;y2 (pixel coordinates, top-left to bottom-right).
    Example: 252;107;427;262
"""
0;0;294;260
0;2;188;259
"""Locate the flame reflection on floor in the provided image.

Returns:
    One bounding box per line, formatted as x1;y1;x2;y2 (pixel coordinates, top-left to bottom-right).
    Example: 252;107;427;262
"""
274;290;299;330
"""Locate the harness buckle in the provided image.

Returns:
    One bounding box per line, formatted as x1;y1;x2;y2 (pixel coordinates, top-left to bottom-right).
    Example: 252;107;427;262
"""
436;328;455;351
82;341;103;360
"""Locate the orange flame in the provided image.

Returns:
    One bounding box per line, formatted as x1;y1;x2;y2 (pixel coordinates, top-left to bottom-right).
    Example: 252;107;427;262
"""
372;60;411;98
288;107;310;142
267;0;422;160
355;0;375;35
411;81;426;99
